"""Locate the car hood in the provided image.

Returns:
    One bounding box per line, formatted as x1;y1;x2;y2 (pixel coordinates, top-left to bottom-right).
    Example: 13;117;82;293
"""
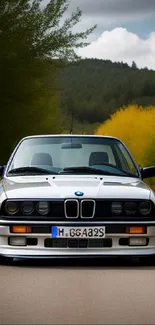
2;175;151;200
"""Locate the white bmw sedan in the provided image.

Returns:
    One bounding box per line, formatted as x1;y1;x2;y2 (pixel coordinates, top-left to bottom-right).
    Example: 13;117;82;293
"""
0;134;155;262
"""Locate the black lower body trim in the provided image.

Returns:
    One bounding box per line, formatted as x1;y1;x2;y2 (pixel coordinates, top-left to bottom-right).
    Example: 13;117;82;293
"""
1;254;155;260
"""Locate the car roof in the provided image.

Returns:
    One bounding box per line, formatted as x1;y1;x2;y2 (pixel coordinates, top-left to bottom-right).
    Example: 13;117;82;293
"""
21;134;120;141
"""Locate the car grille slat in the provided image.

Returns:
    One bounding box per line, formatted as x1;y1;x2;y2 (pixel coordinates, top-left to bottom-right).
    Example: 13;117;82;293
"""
44;238;112;248
81;200;95;218
64;199;79;218
51;201;64;218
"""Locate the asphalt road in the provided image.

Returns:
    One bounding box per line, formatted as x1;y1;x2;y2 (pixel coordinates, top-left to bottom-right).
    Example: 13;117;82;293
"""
1;258;155;325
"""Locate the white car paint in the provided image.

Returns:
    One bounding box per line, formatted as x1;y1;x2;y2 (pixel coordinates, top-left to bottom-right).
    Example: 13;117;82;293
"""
0;134;155;261
2;175;152;200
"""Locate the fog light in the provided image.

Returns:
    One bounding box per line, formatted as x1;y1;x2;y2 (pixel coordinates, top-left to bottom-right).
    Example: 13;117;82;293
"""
9;236;27;246
11;226;32;233
129;237;147;246
126;226;146;234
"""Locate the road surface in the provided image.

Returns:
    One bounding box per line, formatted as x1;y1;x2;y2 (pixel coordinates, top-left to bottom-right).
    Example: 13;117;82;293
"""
1;258;155;324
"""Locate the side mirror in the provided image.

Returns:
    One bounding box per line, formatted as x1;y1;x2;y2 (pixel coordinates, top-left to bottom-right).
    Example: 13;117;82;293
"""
140;166;155;179
0;165;6;178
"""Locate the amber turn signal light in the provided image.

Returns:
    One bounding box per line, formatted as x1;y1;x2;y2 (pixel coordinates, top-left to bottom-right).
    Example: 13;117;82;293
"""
126;226;146;234
11;226;32;233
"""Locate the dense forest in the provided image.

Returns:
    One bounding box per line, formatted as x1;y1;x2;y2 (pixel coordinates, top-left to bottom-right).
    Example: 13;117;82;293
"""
59;59;155;132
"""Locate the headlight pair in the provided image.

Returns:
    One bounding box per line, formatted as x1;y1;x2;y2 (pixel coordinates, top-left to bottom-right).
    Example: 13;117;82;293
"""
5;200;50;216
111;201;151;216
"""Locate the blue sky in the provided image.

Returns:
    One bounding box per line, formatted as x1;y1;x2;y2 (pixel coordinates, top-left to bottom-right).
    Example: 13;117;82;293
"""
43;0;155;69
95;14;155;40
117;14;155;39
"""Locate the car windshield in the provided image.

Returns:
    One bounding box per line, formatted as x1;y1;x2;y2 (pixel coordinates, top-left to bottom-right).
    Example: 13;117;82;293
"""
7;136;139;177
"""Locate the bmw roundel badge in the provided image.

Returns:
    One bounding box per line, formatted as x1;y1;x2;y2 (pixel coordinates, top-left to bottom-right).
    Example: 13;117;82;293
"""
75;191;84;197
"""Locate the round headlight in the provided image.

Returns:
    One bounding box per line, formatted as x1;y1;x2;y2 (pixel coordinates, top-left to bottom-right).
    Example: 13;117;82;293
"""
111;202;122;215
21;201;34;215
5;201;19;215
139;201;151;216
37;201;50;215
124;202;137;215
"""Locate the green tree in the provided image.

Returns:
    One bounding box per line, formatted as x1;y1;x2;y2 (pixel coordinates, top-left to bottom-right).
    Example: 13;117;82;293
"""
131;61;137;69
0;0;96;162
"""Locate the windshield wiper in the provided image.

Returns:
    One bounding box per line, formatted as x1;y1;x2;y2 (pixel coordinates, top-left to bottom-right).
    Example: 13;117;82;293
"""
60;166;122;176
90;162;137;177
8;167;58;175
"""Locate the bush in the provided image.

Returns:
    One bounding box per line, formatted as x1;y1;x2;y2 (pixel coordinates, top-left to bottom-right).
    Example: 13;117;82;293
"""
95;104;155;190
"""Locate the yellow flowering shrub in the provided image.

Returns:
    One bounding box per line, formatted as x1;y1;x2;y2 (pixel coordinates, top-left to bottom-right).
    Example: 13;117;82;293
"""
95;105;155;189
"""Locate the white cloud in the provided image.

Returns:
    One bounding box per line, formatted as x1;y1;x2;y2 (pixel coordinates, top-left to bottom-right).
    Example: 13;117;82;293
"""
77;28;155;70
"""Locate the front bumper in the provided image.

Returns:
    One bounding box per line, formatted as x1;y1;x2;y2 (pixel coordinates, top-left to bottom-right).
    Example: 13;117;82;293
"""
1;219;155;258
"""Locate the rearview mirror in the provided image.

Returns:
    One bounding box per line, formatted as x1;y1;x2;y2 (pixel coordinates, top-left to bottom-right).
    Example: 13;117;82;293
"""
140;166;155;179
61;143;82;149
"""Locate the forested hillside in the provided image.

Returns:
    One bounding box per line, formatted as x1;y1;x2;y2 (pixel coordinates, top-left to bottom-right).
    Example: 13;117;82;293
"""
59;59;155;131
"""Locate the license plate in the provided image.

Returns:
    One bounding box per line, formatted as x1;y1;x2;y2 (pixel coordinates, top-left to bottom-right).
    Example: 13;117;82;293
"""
51;226;105;238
